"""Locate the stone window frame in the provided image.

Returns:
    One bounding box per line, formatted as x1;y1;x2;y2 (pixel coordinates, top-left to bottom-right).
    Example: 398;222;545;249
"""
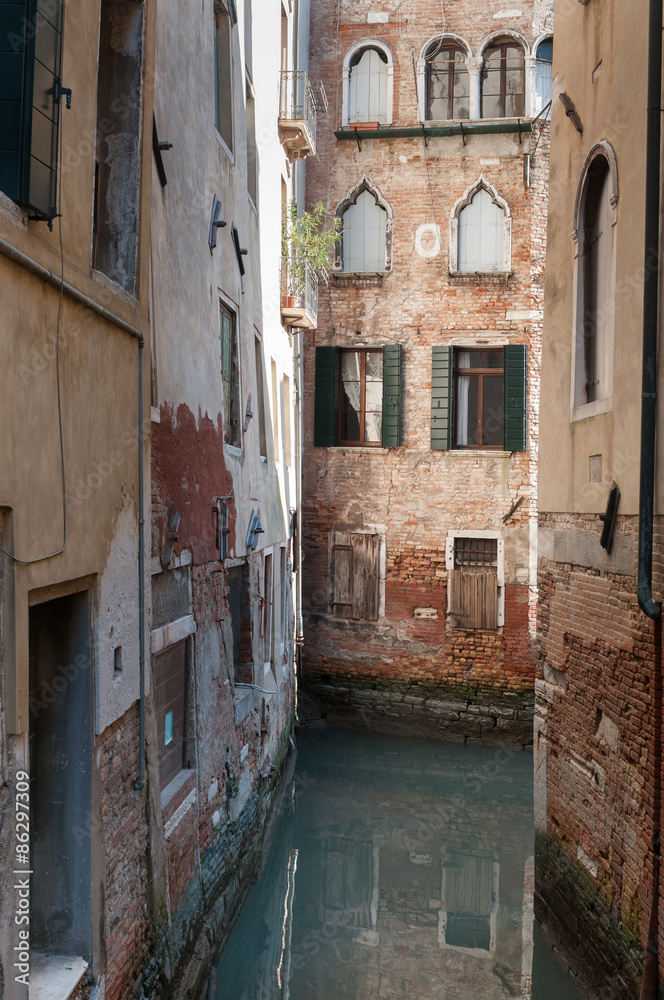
327;523;387;620
341;37;395;127
449;174;512;276
569;140;619;423
334;175;393;274
416;29;543;122
445;530;505;627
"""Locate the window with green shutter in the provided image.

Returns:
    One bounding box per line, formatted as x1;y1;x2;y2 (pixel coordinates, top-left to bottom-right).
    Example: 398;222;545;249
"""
0;0;64;222
314;344;402;448
430;344;526;451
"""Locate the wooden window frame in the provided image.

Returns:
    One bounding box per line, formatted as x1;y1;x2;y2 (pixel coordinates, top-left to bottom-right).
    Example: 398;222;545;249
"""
338;348;384;447
154;638;190;790
425;44;469;121
481;41;525;119
453;349;504;450
330;530;381;621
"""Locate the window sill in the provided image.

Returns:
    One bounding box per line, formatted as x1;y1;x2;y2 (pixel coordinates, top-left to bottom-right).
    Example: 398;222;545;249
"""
235;685;255;725
224;443;244;460
570;396;612;422
213;128;234;163
161;769;196;838
329;271;387;288
448;449;513;457
30;953;88;1000
448;270;512;285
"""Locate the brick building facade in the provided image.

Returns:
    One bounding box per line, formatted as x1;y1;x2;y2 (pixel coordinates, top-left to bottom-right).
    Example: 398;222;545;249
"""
301;0;553;741
534;0;664;997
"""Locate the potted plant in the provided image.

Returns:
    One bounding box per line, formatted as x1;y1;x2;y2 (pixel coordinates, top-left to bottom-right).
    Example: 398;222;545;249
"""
281;200;341;307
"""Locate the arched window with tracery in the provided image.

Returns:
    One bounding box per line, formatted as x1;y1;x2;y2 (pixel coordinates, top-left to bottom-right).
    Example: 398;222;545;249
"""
481;38;525;118
342;189;387;271
425;40;470;120
457;187;507;272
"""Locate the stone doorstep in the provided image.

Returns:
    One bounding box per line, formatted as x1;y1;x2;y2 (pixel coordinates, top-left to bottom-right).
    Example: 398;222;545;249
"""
29;954;88;1000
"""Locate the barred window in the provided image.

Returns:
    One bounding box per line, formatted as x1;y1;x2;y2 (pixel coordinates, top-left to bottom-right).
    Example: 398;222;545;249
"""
454;537;498;569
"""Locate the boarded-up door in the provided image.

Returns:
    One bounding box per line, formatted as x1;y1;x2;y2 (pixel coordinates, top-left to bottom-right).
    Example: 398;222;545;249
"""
448;569;498;629
331;531;380;620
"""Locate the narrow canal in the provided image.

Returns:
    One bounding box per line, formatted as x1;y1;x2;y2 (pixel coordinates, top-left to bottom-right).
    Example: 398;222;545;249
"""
215;728;585;999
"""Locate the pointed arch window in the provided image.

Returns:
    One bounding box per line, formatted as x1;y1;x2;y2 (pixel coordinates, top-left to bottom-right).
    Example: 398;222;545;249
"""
457;187;507;272
342;189;387;272
348;46;389;124
425;41;470;120
481;39;525;118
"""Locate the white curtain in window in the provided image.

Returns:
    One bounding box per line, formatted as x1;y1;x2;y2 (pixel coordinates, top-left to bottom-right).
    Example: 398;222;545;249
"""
349;48;388;123
535;41;553;116
458;189;504;272
341;351;362;420
456;351;471;445
343;190;387;271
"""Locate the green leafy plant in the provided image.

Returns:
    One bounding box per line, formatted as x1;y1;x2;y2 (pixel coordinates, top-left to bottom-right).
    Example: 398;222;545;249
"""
281;200;341;300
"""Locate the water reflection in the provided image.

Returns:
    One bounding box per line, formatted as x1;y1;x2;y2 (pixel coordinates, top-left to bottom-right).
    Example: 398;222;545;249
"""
216;729;584;1000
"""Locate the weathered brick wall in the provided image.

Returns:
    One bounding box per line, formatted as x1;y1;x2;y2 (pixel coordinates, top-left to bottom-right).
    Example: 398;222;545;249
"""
302;0;550;716
535;512;662;999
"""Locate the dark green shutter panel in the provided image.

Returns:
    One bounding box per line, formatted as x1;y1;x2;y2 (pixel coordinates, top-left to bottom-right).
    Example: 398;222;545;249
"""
314;346;339;447
0;0;63;218
0;0;30;201
503;344;527;451
381;344;402;447
431;345;454;450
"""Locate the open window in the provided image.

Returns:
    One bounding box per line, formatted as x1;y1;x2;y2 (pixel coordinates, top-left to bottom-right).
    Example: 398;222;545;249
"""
424;41;470;120
534;38;553;116
94;0;145;293
572;144;618;413
445;533;505;630
342;39;393;125
450;177;511;274
314;344;402;448
481;37;525;118
431;345;526;452
215;1;234;151
0;0;64;222
330;531;380;621
227;562;252;683
220;300;241;448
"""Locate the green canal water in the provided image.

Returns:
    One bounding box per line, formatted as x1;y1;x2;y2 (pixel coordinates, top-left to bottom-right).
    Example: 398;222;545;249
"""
216;728;585;999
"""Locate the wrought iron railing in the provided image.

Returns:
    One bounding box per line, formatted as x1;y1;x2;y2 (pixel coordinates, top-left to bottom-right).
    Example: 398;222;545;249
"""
281;256;319;324
278;71;320;147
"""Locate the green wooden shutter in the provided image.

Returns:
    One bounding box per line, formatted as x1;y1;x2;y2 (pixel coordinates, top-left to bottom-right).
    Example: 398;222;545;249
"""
314;346;339;447
431;345;454;450
381;344;402;447
0;0;30;202
0;0;63;218
503;344;527;451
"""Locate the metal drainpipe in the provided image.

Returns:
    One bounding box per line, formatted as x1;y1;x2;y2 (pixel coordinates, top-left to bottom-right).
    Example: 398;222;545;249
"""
0;237;147;790
638;0;662;622
639;4;663;997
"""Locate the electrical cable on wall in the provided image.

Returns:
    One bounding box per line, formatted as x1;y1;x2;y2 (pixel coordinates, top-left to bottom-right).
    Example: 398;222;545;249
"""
1;89;68;565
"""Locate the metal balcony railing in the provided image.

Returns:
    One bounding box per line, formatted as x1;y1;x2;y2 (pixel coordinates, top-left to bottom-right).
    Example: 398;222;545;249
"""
280;256;319;329
278;71;325;160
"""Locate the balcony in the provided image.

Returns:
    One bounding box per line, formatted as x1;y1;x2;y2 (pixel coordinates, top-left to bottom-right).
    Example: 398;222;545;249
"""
278;71;326;161
280;256;319;329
